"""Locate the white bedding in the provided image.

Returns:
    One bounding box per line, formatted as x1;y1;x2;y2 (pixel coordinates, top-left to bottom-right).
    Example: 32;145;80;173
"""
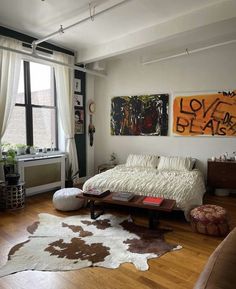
83;165;206;218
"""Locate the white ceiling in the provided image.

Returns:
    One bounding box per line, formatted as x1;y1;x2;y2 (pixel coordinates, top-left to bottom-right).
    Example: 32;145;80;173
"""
0;0;236;65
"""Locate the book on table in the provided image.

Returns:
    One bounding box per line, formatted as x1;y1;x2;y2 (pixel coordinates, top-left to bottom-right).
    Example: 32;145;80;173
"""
83;189;110;198
143;196;164;206
112;192;135;201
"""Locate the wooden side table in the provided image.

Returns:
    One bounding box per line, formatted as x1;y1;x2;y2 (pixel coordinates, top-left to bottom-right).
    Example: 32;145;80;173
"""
0;182;25;210
97;163;116;173
207;159;236;193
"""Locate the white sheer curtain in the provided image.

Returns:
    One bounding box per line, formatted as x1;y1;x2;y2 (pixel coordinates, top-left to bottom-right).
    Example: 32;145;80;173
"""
0;36;22;180
53;52;79;177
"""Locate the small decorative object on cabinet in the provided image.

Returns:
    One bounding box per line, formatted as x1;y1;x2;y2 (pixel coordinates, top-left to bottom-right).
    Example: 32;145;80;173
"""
0;182;25;210
207;159;236;194
98;163;116;174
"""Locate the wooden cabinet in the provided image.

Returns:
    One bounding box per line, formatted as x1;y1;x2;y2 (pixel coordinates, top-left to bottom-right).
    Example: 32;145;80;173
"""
207;159;236;192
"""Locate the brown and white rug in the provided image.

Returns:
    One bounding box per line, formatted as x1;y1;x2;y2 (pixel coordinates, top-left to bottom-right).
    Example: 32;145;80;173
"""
0;213;181;277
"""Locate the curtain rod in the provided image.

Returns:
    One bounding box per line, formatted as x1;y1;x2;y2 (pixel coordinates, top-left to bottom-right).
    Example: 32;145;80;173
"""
142;39;236;65
0;45;106;77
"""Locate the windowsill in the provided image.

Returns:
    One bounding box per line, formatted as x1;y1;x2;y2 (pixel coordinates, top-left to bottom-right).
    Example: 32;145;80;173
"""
17;151;66;161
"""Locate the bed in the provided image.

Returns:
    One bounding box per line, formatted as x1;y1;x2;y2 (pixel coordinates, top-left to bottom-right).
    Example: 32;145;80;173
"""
83;155;206;219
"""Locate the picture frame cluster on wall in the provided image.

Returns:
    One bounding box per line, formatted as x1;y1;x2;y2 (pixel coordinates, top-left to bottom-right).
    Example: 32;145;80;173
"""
74;78;84;134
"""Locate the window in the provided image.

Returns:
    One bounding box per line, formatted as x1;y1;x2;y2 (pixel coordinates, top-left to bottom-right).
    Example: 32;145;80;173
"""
2;60;57;149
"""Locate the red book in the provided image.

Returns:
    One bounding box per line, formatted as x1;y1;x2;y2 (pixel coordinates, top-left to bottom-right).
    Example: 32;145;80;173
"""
143;196;164;206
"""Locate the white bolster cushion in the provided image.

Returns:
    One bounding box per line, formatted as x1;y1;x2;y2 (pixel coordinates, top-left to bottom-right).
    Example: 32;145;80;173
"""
158;156;193;171
126;154;159;168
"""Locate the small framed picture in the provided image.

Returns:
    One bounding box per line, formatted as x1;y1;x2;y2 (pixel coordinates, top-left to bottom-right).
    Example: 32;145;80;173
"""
74;94;83;107
75;108;84;134
74;79;81;93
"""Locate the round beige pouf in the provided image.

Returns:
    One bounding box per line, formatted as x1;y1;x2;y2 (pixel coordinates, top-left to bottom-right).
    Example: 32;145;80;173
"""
190;204;229;237
53;188;84;211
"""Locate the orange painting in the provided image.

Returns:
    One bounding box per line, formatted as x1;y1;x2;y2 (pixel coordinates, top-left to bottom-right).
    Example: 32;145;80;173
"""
173;91;236;136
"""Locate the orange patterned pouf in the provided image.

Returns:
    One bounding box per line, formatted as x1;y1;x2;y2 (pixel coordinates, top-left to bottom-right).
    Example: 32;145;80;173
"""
190;204;229;236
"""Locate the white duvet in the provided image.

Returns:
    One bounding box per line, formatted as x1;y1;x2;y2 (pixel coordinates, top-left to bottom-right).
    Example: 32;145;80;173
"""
83;165;206;218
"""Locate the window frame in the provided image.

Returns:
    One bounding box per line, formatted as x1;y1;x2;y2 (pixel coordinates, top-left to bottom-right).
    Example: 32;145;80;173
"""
14;60;58;149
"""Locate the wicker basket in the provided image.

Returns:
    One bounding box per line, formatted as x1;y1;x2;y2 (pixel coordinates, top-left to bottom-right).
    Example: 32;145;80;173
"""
0;182;25;210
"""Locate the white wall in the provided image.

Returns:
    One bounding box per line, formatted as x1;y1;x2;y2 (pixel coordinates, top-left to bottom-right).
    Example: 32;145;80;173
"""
93;44;236;176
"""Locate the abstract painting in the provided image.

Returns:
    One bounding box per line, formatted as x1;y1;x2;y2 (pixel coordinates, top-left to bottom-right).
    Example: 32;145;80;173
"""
111;94;169;136
173;90;236;136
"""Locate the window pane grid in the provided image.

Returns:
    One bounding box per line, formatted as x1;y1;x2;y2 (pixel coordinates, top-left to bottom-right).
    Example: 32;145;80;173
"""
3;60;57;149
31;105;56;109
33;107;56;148
2;106;26;145
30;62;55;106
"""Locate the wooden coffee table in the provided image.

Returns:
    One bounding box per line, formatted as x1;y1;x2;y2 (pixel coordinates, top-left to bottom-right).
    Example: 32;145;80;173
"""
78;192;176;229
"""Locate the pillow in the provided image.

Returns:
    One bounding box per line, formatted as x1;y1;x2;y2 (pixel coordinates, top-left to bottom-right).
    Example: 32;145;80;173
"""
157;156;193;171
125;154;159;168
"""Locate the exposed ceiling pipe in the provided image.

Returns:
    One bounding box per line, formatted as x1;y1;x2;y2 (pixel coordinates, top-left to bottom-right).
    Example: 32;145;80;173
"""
32;0;131;53
32;25;65;54
0;45;107;77
142;39;236;65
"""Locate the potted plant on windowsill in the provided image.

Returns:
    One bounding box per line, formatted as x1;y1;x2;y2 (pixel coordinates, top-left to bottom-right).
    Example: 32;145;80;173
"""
15;144;26;155
0;149;20;185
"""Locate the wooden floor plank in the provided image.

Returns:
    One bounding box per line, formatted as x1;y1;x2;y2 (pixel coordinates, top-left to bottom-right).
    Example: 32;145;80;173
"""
0;191;235;289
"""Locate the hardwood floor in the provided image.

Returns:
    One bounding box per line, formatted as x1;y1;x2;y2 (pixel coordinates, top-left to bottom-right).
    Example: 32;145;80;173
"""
0;192;235;289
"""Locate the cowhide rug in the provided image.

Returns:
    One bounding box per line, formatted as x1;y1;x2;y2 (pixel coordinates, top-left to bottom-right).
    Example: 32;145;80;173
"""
0;213;181;277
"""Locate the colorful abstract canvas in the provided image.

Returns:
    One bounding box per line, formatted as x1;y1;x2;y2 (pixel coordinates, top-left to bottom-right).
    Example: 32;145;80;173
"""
173;90;236;136
111;94;169;136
